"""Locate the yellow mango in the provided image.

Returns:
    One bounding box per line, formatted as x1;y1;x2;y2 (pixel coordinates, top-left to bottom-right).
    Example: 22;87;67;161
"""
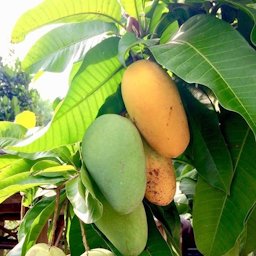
121;59;190;158
144;142;176;206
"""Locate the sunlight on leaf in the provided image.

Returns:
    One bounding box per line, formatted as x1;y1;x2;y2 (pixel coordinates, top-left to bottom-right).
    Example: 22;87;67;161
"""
9;37;124;153
22;21;118;73
11;0;122;43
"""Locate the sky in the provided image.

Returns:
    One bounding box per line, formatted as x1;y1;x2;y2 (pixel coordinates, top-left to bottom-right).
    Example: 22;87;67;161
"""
0;0;69;101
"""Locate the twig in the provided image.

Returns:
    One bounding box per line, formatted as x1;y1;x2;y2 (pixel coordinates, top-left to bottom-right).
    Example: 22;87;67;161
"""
49;188;60;246
79;219;90;254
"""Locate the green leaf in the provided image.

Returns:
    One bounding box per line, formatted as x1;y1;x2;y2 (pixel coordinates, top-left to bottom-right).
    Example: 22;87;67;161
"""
148;202;181;255
31;160;76;178
9;194;65;256
0;121;27;147
224;0;256;46
150;14;256;138
148;2;169;34
18;195;57;240
180;85;233;193
11;0;122;43
140;204;176;256
80;166;99;200
241;205;256;255
22;21;118;73
179;178;196;197
0;172;63;203
66;175;103;224
193;113;256;256
21;193;66;255
0;154;21;169
9;37;124;153
118;32;159;66
69;216;108;256
0;158;33;180
97;85;125;116
120;0;145;24
160;21;179;44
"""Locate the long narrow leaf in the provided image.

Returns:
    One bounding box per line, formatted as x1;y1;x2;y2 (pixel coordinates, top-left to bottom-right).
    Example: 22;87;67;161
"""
11;0;122;43
21;193;66;255
0;172;63;203
120;0;144;24
150;14;256;138
66;175;103;224
224;0;256;45
0;121;27;147
193;113;256;256
69;216;108;256
241;205;256;255
180;85;233;193
9;37;124;153
0;158;33;180
140;204;176;256
22;21;118;73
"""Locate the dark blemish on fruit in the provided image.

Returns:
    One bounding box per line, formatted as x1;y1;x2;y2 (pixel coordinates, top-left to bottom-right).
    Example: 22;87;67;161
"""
153;169;159;176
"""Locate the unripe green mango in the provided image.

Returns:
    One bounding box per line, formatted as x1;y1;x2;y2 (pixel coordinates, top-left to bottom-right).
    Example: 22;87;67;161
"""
95;195;148;256
82;114;146;214
25;243;66;256
81;248;114;255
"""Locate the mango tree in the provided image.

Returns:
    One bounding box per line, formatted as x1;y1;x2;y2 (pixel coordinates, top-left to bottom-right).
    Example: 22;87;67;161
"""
1;0;256;255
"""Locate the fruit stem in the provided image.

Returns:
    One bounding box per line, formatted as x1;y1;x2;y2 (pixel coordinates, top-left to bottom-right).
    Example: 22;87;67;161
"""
79;219;90;253
49;187;61;246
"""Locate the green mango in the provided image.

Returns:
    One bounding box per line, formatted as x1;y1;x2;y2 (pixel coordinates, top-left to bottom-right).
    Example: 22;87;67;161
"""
82;114;146;214
25;243;66;256
95;195;148;256
81;248;114;255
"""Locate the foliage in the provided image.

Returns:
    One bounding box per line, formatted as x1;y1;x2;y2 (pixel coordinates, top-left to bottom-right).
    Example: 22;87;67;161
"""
0;57;52;125
0;0;256;256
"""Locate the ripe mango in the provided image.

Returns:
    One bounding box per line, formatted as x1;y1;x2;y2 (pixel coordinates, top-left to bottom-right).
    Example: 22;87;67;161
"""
81;114;146;215
25;243;66;256
121;59;190;158
144;142;176;206
95;194;148;256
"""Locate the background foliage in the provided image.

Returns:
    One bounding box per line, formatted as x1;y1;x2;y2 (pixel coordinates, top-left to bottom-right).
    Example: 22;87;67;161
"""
0;57;52;125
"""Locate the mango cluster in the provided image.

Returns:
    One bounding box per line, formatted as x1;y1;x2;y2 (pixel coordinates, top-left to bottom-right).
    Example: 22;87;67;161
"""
82;114;148;256
121;60;190;206
81;60;189;256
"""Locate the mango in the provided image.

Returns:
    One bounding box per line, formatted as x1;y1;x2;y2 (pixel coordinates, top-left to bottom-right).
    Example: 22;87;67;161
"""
144;142;176;206
81;248;114;255
25;243;66;256
82;114;146;215
121;59;190;158
95;195;148;256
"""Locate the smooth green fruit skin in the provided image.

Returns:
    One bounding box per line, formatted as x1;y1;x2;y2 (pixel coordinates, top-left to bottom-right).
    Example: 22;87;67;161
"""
82;114;146;214
95;196;148;256
25;243;66;256
81;248;114;255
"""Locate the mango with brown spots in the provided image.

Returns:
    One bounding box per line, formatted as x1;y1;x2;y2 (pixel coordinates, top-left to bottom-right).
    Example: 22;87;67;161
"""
144;141;176;206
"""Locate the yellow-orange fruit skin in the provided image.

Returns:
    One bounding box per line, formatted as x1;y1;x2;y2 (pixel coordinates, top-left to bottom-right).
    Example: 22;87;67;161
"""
144;142;176;206
121;59;190;158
